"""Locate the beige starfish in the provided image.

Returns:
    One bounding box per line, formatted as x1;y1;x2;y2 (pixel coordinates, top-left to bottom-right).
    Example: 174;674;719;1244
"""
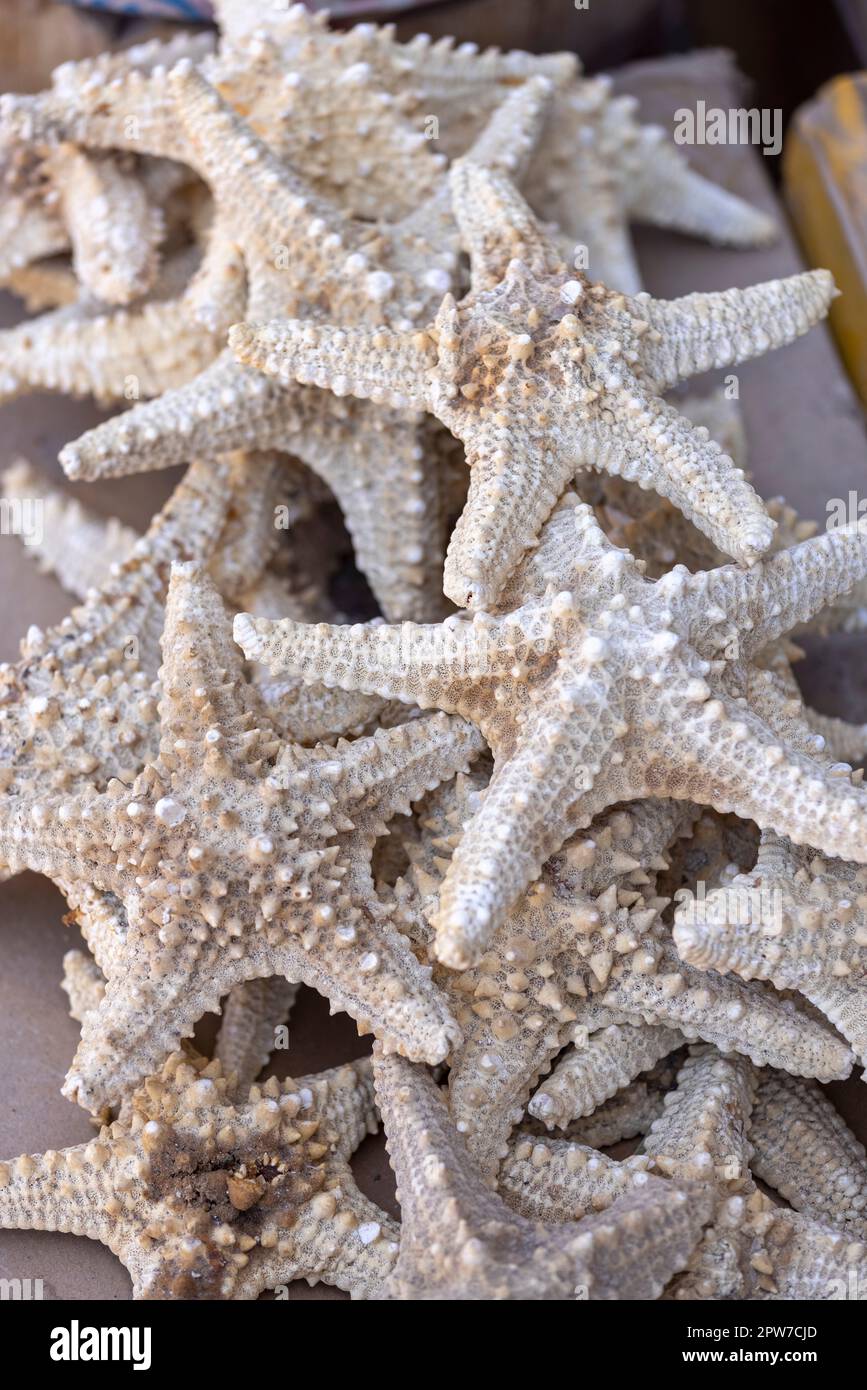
389;772;849;1176
0;1048;397;1299
237;487;867;969
371;1047;711;1300
230;161;832;608
642;1046;867;1299
0;564;483;1110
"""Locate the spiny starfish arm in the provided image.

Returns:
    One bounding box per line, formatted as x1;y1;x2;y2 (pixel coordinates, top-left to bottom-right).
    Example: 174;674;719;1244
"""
804;708;867;765
0;285;222;407
528;1023;681;1129
234;608;534;705
262;681;388;747
61;948;105;1023
751;1208;867;1299
206;453;287;602
592;391;774;565
499;1134;656;1222
325;714;485;829
543;1073;671;1150
801;977;867;1075
228;318;434;412
169;63;358;261
628;132;778;249
458;77;554;185
432;711;619;969
372;1049;709;1300
696;521;867;661
0;1141;124;1245
45;144;163;306
651;693;867;864
183;211;247;335
449;160;565;292
214;978;299;1092
749;1070;867;1238
637;269;835;392
157;562;276;767
295;1059;379;1161
1;459;138;596
604;951;853;1081
59;352;286;481
642;1046;757;1187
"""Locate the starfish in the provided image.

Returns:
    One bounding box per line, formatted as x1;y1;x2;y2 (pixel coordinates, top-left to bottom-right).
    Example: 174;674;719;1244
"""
370;1048;712;1300
214;4;776;292
236;485;867;969
519;1052;684;1149
641;1046;867;1299
45;69;548;620
0;1047;398;1299
0;563;484;1111
229;160;833;608
388;772;850;1176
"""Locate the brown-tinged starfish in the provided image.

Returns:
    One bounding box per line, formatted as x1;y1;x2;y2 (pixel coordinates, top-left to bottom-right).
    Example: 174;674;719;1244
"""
236;489;867;970
388;772;850;1176
0;564;483;1110
215;5;775;292
229;161;830;607
642;1046;867;1299
50;67;548;619
371;1047;712;1299
0;1048;398;1299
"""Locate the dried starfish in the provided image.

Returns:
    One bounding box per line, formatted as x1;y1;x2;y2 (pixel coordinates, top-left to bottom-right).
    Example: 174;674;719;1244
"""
215;5;775;292
52;67;548;619
230;161;832;607
643;1047;867;1299
0;564;483;1110
237;488;867;970
0;1048;397;1299
371;1047;711;1299
390;773;849;1176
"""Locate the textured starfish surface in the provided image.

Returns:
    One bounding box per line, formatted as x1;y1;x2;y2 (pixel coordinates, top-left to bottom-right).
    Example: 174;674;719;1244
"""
40;66;548;621
387;772;850;1176
0;564;483;1111
215;4;776;292
371;1047;712;1299
642;1046;867;1299
0;1047;397;1299
237;486;867;969
230;160;833;608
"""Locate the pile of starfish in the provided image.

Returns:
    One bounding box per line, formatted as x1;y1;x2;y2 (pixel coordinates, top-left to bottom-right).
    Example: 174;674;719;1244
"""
0;1;865;1301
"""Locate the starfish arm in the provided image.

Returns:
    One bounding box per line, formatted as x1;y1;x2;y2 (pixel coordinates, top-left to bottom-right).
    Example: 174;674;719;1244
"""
461;76;554;183
234;609;526;707
749;1071;867;1238
605;951;853;1081
586;391;774;564
750;1209;867;1300
432;704;620;968
61;948;105;1023
499;1135;656;1222
642;1046;757;1188
262;682;388;746
1;459;138;596
528;1023;681;1129
449;161;565;292
206;453;287;602
494;494;631;608
5;260;78;311
695;522;867;661
295;1059;379;1160
169;64;358;260
373;1050;708;1300
801;977;867;1074
214;978;299;1092
628;132;777;249
544;1074;670;1149
229;318;434;412
59;352;286;481
804;708;867;765
637;270;835;392
0;1142;125;1246
643;693;867;865
0;194;67;279
327;713;485;830
46;145;163;306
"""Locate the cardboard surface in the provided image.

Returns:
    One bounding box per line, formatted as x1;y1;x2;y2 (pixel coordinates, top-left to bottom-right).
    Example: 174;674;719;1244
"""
0;47;865;1301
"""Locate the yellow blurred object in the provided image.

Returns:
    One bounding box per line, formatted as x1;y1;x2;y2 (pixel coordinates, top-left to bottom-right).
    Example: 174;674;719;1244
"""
784;71;867;410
